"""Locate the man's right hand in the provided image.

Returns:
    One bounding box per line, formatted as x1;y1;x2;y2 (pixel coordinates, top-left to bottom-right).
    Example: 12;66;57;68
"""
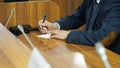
38;20;59;33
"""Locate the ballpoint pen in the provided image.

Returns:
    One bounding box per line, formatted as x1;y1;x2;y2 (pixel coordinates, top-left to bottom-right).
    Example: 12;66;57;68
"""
42;13;47;23
41;14;47;29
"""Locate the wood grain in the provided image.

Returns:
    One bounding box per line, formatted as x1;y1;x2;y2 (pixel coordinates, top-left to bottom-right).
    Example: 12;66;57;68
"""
0;0;3;3
30;0;83;17
0;1;60;28
18;31;120;68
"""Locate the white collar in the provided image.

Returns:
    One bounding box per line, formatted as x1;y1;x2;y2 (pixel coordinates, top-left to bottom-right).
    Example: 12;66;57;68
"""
96;0;100;4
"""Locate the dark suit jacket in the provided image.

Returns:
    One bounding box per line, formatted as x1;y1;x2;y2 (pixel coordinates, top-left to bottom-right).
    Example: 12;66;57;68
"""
57;0;120;54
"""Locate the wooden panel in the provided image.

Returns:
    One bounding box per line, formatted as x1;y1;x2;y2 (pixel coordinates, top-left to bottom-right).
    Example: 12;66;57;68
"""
51;0;67;17
30;0;67;17
74;0;83;10
0;23;31;68
66;0;74;15
0;3;16;27
29;0;83;17
51;0;83;17
0;0;3;2
67;0;83;15
0;1;60;28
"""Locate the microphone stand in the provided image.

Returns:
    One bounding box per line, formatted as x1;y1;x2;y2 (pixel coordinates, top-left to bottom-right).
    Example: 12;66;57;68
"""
5;8;15;27
95;42;111;68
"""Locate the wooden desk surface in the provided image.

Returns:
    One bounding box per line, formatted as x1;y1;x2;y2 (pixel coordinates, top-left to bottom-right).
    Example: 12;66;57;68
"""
18;31;120;68
0;21;120;68
0;23;31;68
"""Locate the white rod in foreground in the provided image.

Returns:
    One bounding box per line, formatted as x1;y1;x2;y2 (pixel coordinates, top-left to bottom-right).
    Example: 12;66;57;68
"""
95;42;111;68
18;25;51;68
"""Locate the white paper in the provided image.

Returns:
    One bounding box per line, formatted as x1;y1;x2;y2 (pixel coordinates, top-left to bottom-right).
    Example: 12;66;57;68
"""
27;48;51;68
37;34;51;39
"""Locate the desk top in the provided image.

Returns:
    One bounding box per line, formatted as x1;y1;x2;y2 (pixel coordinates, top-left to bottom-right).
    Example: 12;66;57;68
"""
0;22;120;68
0;23;31;68
19;31;120;68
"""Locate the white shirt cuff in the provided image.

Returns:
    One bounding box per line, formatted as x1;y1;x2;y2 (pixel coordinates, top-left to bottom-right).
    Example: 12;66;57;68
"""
53;22;60;30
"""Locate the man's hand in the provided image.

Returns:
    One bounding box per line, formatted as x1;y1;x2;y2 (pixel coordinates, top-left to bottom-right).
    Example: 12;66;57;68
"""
51;30;71;39
38;20;59;33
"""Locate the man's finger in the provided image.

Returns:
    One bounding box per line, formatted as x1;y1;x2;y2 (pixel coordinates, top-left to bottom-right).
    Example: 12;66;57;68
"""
39;26;48;33
51;34;57;38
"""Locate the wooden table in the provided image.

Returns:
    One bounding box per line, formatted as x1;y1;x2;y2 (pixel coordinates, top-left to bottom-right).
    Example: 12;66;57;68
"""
0;22;120;68
0;23;31;68
18;30;120;68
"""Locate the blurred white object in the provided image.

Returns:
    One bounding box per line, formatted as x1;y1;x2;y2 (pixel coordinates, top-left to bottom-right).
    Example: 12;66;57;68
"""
18;25;51;68
95;42;111;68
73;52;88;68
5;8;15;27
28;48;51;68
37;34;51;39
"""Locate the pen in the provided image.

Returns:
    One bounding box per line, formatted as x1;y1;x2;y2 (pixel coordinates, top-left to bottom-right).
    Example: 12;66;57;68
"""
41;13;47;30
42;13;47;23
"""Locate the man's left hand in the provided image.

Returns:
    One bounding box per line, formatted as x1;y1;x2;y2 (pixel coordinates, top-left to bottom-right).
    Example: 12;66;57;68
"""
51;30;71;40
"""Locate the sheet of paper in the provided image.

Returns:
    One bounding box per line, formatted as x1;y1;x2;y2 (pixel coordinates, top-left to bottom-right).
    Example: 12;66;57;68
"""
37;34;51;39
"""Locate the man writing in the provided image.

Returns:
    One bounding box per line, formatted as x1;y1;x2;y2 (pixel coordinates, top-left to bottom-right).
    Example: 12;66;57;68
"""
38;0;120;54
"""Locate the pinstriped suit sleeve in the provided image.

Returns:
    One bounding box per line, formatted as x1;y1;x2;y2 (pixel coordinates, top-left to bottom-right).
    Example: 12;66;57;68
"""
66;0;120;45
56;0;120;46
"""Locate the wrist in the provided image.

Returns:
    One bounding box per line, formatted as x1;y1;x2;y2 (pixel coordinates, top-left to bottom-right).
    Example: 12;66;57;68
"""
64;31;71;39
52;23;60;30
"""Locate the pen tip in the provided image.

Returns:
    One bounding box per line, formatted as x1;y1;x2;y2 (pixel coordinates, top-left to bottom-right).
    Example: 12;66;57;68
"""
44;13;46;17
